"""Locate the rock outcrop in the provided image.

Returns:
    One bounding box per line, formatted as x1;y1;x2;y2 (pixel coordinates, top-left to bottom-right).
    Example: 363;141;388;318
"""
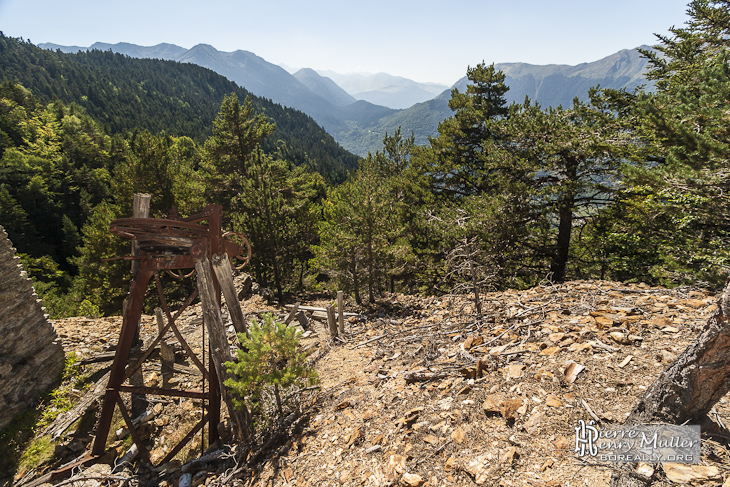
0;225;64;429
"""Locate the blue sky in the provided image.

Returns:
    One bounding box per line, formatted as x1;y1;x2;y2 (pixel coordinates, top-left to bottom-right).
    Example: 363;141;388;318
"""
0;0;691;85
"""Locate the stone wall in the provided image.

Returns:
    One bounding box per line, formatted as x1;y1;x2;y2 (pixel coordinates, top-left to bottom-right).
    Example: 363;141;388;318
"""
0;225;65;429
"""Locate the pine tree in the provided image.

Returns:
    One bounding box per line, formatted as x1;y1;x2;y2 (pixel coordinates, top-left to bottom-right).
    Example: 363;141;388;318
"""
424;62;509;197
501;94;642;282
230;149;324;300
203;93;275;182
627;0;730;286
314;147;412;304
203;94;323;299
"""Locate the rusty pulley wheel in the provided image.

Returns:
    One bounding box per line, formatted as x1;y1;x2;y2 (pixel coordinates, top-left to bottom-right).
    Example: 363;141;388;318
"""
223;231;252;270
165;268;197;280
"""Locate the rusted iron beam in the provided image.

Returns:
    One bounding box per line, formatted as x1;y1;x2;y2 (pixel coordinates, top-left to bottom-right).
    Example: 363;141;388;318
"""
118;386;207;399
92;268;154;456
159;413;209;466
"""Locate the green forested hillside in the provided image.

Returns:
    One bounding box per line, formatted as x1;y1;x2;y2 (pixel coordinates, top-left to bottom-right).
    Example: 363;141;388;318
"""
0;34;359;182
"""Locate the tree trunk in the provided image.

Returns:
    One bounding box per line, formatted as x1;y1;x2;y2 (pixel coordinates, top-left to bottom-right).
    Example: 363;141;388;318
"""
367;237;375;304
550;197;573;282
466;240;482;317
611;281;730;486
627;282;730;424
272;253;283;302
352;259;362;305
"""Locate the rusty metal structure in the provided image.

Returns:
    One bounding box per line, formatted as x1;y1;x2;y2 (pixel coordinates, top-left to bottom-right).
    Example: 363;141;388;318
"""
90;203;250;464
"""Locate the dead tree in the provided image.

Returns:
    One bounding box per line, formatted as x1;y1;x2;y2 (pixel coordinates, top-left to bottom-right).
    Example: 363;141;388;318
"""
445;237;488;317
428;209;498;318
612;280;730;486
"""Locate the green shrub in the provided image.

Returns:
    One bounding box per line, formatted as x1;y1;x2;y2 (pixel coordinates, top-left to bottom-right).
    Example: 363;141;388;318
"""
225;313;318;425
77;299;101;318
37;352;83;429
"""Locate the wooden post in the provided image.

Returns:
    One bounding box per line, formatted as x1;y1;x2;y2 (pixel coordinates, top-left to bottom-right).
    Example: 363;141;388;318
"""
326;304;338;338
195;257;250;441
295;311;309;330
155;308;175;365
211;253;249;339
129;194;150;416
285;302;300;325
337;291;345;335
130;193;151;276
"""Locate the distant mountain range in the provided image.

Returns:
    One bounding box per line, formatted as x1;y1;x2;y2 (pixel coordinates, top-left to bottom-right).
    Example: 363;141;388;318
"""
40;42;652;156
313;71;448;109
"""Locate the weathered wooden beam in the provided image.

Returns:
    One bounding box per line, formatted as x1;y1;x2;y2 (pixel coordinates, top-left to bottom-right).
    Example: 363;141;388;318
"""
295;310;309;330
196;257;251;441
285;304;359;316
41;371;111;440
211;253;248;338
130;193;150;276
285;302;300;325
155;307;175;366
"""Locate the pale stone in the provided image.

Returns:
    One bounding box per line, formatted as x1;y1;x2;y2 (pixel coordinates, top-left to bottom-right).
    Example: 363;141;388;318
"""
545;394;563;408
523;411;546;434
450;428;466;444
401;473;425;487
662;463;720;483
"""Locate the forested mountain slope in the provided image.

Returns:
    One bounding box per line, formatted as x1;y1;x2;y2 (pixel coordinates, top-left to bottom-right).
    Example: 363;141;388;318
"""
2;35;359;181
362;48;651;148
37;40;650;156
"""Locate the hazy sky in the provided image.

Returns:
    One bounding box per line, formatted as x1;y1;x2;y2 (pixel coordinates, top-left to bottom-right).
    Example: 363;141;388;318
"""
0;0;691;85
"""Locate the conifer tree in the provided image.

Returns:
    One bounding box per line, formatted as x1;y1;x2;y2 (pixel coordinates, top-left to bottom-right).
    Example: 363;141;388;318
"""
203;94;323;299
501;94;642;282
425;62;509;197
625;0;730;286
314;133;416;303
416;62;643;285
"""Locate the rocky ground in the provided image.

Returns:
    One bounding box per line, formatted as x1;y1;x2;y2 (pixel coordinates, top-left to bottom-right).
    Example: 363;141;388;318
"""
17;280;730;487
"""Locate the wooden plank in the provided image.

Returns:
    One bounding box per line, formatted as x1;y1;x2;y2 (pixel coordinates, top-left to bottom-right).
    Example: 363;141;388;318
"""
196;257;251;441
311;311;328;320
295;310;309;330
285;302;300;325
212;253;249;338
80;349;155;365
285;304;359;316
41;371;111;440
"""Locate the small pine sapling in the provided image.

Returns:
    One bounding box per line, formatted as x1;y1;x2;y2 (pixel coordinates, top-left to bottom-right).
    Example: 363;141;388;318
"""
224;313;318;426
